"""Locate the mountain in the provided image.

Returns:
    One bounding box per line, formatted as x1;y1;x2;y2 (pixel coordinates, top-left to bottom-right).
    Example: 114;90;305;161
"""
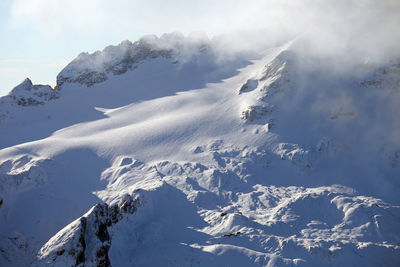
0;33;399;266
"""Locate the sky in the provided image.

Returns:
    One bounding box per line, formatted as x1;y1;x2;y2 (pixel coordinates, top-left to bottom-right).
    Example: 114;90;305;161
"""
0;0;399;96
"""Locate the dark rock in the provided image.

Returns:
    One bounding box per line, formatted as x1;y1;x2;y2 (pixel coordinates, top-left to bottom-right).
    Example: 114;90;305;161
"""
76;217;87;265
96;245;111;267
96;223;110;243
223;231;241;237
55;249;65;256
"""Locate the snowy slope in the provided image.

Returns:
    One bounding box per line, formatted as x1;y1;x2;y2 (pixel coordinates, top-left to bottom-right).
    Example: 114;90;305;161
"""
0;34;399;266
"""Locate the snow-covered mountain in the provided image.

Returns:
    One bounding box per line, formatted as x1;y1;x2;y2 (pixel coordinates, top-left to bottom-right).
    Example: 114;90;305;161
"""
0;33;399;266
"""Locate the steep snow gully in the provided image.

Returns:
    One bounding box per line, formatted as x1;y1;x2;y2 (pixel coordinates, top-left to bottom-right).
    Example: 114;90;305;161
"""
0;33;399;266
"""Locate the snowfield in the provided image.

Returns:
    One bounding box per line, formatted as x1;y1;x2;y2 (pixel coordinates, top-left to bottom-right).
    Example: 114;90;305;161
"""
0;33;399;266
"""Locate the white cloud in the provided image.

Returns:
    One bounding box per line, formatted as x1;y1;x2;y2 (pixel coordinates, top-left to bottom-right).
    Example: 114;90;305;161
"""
10;0;114;35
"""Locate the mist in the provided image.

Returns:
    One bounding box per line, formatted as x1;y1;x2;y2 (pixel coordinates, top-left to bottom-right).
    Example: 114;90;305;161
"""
10;0;400;59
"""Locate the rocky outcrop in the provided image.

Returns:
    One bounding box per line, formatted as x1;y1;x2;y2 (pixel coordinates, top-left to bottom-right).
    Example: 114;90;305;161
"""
241;105;272;121
35;194;140;267
0;78;58;107
360;60;400;91
0;78;59;123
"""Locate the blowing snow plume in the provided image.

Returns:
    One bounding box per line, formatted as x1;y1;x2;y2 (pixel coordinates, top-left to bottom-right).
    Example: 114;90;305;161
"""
219;0;400;62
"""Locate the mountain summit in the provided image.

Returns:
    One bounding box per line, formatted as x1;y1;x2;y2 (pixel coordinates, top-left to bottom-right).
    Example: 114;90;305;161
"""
0;33;399;266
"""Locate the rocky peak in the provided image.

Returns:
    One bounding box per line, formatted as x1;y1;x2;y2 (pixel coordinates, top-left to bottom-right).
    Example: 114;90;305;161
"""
0;78;59;108
56;33;212;89
12;78;33;92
